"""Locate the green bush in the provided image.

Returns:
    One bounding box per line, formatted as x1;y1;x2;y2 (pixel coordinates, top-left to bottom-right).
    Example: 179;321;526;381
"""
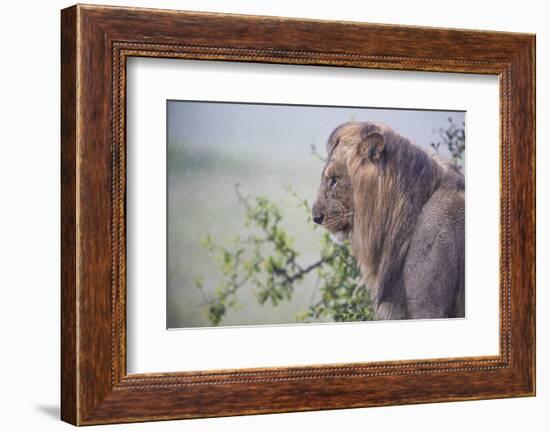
195;184;373;325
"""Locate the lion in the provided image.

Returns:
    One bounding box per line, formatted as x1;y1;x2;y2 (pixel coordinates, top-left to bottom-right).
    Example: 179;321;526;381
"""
312;121;465;320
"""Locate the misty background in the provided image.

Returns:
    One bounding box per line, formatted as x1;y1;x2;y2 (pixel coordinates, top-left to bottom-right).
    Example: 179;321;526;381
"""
167;101;464;328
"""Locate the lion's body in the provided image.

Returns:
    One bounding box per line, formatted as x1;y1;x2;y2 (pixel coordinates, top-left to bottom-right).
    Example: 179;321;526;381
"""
312;121;465;320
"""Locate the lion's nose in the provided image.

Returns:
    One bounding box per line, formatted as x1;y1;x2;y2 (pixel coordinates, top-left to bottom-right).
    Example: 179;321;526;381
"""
312;202;324;225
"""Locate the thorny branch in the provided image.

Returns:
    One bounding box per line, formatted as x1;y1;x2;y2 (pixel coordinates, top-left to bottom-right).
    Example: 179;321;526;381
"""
195;184;371;325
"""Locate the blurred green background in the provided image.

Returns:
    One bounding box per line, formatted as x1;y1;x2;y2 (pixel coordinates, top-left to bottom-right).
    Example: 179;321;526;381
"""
167;101;464;329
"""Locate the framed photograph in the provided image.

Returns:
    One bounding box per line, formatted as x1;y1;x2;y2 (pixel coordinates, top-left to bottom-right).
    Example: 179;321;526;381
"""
61;4;535;425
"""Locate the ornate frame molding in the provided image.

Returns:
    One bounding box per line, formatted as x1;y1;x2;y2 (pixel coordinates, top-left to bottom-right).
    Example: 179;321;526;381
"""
61;5;535;425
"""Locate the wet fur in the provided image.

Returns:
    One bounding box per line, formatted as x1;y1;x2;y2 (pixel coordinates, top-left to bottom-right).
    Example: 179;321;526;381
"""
313;121;465;320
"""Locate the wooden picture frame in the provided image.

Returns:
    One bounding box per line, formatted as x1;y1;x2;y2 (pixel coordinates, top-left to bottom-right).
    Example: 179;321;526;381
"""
61;4;535;425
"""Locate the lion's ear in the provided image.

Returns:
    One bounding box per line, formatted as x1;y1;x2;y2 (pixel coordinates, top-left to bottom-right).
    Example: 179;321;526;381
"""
358;132;385;165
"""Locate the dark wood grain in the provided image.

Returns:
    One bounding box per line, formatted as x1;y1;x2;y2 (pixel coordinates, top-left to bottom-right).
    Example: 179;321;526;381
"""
60;4;535;425
60;5;77;425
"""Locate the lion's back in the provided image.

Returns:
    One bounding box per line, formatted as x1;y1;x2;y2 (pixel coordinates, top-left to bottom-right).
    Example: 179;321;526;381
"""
402;170;465;319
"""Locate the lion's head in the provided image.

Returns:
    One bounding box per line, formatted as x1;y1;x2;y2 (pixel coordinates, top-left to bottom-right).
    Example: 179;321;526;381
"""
311;122;365;243
312;122;394;244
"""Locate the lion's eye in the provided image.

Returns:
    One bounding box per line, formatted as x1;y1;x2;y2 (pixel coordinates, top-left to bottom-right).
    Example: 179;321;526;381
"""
329;176;338;188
